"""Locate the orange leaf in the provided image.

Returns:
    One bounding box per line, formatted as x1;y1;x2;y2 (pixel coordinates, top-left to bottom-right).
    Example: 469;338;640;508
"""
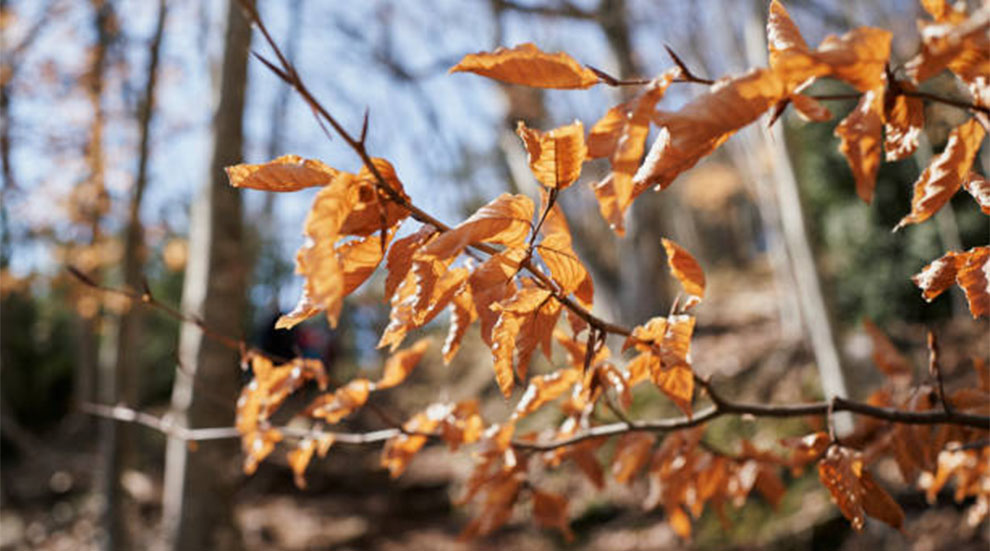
226;154;339;192
862;318;913;380
516;120;586;190
339;158;411;236
897;118;986;229
450;43;599;89
381;403;447;478
654;363;695;416
588;71;677;234
278;175;361;329
537;201;594;308
906;9;989;93
963;172;990;214
913;245;990;317
633;68;787;193
790;94;832;122
956;246;989;318
491;287;554;397
442;283;477;364
767;0;810;66
305;379;371;423
512;368;580;420
339;233;389;296
661;238;706;308
470;249;525;346
384;225;437;302
883;83;925;161
531;488;574;541
419;194;533;261
818;445;904;531
835;89;884;203
242;428;283;476
376;337;431;390
667;505;693;540
612;432;654;484
287;438;317;489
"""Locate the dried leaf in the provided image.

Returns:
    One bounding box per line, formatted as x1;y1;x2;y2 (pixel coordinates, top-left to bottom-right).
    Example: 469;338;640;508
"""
242;428;283;476
963;172;990;214
791;93;832;122
516;120;586;189
443;283;477;364
381;403;448;477
661;238;706;308
884;82;925;161
897;118;986;229
654;364;695;416
338;233;388;296
226;154;339;192
513;368;580;420
339;158;411;236
491;287;554;397
818;445;904;531
667;505;693;540
588;71;677;234
278;175;360;329
633;68;787;193
376;337;431;390
906;8;989;91
767;0;810;66
470;249;526;346
862;318;913;380
419;194;533;261
450;43;600;89
532;488;574;541
305;379;372;423
537;202;594;308
835;89;884;203
612;432;654;484
384;225;436;302
912;246;990;317
288;438;317;489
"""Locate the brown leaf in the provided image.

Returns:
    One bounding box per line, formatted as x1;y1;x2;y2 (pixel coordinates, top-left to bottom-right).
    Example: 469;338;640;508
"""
384;225;437;302
242;428;283;476
376;337;431;390
661;238;706;308
835;89;884;203
913;246;990;317
897;118;986;229
963;172;990;214
381;403;447;478
633;68;787;193
791;94;832;122
226;154;339;192
339;233;389;296
818;445;904;531
305;379;372;423
655;364;695;416
667;505;693;540
278;175;361;329
906;8;989;92
531;488;574;541
612;432;654;484
588;71;677;234
378;262;468;351
442;283;477;364
288;438;317;489
956;246;989;318
491;287;554;397
339;158;411;237
470;249;526;347
883;83;925;161
419;194;533;261
767;0;810;66
516;120;586;189
537;202;594;308
862;318;913;380
450;43;600;89
513;368;580;420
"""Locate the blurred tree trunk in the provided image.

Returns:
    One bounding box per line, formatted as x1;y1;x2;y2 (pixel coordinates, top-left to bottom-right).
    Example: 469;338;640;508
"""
97;1;168;549
161;1;251;549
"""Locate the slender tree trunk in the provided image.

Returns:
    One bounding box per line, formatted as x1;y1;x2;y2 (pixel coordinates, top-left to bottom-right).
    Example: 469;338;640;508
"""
97;2;168;549
161;1;251;549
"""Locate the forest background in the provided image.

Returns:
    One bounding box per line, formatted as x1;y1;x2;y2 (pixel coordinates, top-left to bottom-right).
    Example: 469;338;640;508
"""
0;0;987;550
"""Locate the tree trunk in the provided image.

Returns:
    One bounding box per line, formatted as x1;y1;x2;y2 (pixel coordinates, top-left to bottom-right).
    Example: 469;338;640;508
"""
161;1;251;549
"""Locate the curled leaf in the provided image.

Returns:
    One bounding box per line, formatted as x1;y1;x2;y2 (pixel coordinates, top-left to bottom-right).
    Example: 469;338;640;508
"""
897;118;986;230
226;154;338;192
912;245;990;318
835;89;884;203
376;337;431;390
661;238;706;308
419;194;533;261
450;43;600;89
305;379;372;423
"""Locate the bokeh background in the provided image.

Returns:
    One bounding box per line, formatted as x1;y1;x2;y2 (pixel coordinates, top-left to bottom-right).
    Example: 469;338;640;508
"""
1;0;988;550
